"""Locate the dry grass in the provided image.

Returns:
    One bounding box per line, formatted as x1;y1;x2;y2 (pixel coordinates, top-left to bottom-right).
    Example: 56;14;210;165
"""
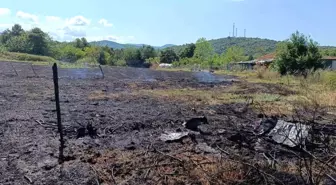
87;147;308;185
89;68;335;117
89;148;251;185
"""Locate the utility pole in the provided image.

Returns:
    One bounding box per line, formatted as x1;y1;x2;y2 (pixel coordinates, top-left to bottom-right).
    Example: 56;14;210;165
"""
233;23;235;37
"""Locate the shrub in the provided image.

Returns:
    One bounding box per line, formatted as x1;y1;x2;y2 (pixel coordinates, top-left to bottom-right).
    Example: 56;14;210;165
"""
274;31;323;75
77;57;97;65
255;65;280;79
0;45;7;53
321;71;336;90
115;59;126;66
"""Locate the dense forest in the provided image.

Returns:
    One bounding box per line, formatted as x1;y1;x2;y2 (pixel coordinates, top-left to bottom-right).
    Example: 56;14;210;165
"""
1;24;336;69
169;37;278;58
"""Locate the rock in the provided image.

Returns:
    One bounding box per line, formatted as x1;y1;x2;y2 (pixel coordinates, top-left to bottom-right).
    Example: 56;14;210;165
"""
183;116;209;131
159;132;189;142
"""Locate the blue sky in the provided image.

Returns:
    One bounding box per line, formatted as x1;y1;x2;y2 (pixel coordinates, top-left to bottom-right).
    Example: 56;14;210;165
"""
0;0;335;46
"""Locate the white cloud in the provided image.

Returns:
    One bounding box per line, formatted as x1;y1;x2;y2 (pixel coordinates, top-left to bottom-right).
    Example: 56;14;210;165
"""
0;8;10;16
16;11;39;23
0;23;12;29
105;35;119;41
98;19;113;27
62;26;86;37
66;15;90;26
46;16;61;22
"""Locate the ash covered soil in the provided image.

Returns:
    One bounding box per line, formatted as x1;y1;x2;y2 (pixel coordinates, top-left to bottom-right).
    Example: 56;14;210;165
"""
0;62;335;185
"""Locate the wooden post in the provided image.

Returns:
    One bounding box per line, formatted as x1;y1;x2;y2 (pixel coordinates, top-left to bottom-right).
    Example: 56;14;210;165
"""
52;63;65;163
31;64;37;76
99;65;104;79
10;63;18;76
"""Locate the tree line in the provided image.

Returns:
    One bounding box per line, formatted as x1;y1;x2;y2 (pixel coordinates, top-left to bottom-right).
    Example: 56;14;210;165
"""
0;24;158;67
0;24;332;74
0;24;250;68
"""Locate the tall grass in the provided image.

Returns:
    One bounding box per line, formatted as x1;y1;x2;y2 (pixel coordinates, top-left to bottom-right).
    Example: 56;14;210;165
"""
255;65;280;80
0;51;56;62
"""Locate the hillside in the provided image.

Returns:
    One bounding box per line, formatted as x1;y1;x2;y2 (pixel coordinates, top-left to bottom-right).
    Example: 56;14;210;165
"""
91;37;336;58
210;37;278;57
90;40;128;49
90;40;175;49
169;37;279;58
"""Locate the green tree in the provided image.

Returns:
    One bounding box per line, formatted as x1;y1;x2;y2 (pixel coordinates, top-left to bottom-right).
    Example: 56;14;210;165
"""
81;37;89;48
274;31;322;75
98;50;110;65
194;38;214;62
27;28;49;55
74;38;84;48
179;43;196;58
59;45;85;62
11;24;24;36
223;46;248;63
124;48;142;67
140;45;156;60
160;49;179;63
0;29;11;44
6;34;30;53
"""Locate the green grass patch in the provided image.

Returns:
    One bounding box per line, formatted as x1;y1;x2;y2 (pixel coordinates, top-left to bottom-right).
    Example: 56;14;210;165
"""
0;52;99;69
0;52;56;63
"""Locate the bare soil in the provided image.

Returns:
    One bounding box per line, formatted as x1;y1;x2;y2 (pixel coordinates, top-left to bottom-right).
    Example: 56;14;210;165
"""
0;62;335;185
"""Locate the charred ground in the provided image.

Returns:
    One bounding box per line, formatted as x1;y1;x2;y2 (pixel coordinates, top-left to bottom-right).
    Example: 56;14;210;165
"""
0;62;335;185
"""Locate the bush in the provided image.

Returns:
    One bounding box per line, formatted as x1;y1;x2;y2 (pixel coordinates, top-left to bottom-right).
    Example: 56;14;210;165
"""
321;71;336;90
115;59;126;66
0;45;7;53
77;57;97;65
254;65;280;79
274;31;322;75
145;57;160;65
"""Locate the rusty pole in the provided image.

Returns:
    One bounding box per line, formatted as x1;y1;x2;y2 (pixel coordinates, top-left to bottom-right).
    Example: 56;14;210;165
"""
31;64;37;76
52;63;65;163
99;65;104;79
10;63;18;76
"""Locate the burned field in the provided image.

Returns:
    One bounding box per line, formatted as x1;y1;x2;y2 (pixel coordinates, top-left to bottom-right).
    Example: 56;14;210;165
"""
0;62;335;185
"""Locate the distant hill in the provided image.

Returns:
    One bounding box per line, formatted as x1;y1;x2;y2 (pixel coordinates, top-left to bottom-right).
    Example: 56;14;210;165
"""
91;37;336;58
168;37;279;58
90;40;128;49
90;40;176;49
